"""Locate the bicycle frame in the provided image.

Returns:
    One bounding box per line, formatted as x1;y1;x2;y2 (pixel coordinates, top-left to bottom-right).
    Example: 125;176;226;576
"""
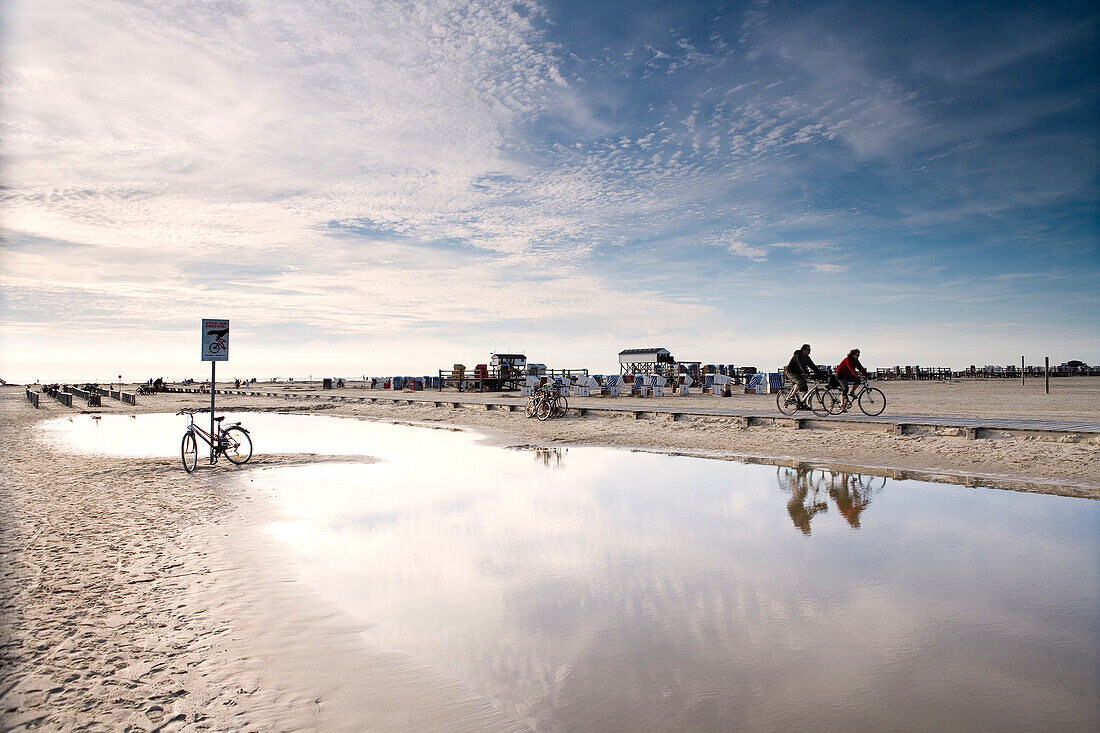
777;377;835;417
841;379;869;401
185;416;215;448
181;412;219;464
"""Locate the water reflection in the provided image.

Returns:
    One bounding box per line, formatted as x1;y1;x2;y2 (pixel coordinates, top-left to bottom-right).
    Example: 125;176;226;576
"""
506;444;568;470
826;472;885;529
252;448;1099;731
777;467;830;534
777;467;887;534
47;414;1100;731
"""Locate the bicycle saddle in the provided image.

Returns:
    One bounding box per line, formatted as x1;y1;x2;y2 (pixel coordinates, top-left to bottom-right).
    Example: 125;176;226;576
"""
213;416;225;422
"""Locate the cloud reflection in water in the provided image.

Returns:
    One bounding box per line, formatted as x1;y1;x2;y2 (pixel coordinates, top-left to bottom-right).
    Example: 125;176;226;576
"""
253;429;1099;732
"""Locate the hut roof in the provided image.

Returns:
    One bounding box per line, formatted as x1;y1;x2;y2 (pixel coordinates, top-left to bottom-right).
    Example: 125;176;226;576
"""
618;347;669;357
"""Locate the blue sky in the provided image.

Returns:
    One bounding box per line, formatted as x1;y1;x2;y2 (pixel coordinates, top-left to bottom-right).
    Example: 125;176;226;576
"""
1;0;1097;381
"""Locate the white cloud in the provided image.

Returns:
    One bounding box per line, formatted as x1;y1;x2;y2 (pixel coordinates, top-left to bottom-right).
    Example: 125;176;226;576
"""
724;240;768;261
810;263;847;274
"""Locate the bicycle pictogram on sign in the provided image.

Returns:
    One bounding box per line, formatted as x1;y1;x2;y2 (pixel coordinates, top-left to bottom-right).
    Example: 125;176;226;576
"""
201;319;229;361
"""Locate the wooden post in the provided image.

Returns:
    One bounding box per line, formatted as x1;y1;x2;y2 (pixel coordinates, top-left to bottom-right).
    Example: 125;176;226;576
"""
1045;356;1050;394
1021;355;1025;385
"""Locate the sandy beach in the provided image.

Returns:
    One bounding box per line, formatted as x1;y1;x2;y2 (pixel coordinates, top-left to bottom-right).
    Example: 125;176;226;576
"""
2;378;1098;730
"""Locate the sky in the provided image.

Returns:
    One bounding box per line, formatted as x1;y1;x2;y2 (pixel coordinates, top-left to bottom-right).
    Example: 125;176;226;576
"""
2;0;1097;382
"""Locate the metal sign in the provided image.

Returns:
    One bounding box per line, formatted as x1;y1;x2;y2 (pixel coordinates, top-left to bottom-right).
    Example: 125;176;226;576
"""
201;319;229;361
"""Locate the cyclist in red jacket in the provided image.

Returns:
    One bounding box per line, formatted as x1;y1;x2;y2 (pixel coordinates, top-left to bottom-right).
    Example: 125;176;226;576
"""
836;349;868;411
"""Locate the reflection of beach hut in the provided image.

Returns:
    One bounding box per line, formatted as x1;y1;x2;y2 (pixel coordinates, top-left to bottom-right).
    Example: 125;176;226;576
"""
618;348;674;376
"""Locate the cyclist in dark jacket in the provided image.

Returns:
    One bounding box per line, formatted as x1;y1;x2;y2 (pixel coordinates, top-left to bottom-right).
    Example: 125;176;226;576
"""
784;344;826;404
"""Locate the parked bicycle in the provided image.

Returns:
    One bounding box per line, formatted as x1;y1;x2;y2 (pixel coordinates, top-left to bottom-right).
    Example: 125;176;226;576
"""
525;384;568;421
776;377;836;417
177;409;253;472
826;378;886;416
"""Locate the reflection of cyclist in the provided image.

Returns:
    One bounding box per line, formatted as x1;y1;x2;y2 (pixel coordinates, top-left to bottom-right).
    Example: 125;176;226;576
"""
777;467;828;535
836;349;869;412
829;473;872;528
784;344;827;405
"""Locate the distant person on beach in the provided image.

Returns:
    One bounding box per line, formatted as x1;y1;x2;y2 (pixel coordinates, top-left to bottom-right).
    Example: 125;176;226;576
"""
785;344;826;405
836;348;869;411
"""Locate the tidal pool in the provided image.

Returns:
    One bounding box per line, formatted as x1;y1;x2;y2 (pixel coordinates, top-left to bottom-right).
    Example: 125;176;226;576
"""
46;413;1100;731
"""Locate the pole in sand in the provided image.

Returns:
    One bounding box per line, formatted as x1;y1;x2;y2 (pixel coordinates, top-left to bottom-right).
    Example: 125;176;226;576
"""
210;360;216;463
1045;356;1050;395
1021;355;1025;385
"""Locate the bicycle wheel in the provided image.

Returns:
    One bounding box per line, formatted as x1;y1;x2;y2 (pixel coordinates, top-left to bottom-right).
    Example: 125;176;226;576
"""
858;387;886;416
809;388;835;417
525;398;538;418
181;432;198;473
776;386;798;416
222;426;253;464
536;400;552;421
826;388;846;415
554;395;568;417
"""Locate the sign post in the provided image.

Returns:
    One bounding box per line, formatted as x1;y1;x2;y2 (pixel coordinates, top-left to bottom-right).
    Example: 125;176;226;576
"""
201;319;229;464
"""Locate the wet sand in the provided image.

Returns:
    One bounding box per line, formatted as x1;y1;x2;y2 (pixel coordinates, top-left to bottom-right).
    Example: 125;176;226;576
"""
1;379;1097;730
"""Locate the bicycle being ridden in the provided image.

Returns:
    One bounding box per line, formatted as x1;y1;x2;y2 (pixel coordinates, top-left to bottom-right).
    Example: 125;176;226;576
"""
525;383;567;421
776;375;836;417
177;408;253;472
826;377;886;416
778;344;835;416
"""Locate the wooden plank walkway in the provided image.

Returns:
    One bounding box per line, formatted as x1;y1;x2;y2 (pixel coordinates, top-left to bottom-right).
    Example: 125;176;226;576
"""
164;387;1100;439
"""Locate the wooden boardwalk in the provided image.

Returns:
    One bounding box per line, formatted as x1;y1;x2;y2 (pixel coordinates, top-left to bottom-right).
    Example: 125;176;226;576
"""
169;387;1100;439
